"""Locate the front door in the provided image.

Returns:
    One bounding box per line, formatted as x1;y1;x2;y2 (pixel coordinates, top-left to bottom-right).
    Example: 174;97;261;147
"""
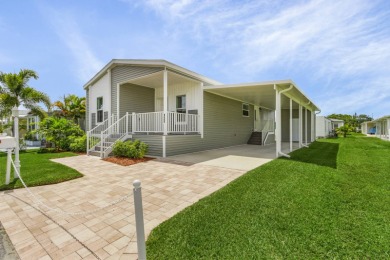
254;106;261;131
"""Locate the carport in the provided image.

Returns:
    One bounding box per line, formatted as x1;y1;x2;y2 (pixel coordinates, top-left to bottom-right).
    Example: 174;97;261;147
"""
203;80;320;158
167;142;301;171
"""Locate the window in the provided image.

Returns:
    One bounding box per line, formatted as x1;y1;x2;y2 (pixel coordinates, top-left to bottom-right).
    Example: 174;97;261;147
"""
242;103;249;117
176;95;186;113
97;97;103;123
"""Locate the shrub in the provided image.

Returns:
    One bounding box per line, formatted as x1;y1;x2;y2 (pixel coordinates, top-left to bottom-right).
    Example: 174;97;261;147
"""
24;131;38;141
38;148;57;153
69;135;87;152
112;139;148;159
37;117;84;151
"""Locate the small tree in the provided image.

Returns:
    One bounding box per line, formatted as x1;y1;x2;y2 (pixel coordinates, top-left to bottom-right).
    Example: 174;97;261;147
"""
336;124;353;138
36;117;84;151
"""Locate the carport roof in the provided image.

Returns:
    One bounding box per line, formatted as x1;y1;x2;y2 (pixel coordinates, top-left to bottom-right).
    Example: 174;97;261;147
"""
204;80;320;111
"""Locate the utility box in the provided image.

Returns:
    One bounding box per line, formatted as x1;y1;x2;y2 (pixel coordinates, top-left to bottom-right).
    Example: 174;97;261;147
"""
0;136;17;149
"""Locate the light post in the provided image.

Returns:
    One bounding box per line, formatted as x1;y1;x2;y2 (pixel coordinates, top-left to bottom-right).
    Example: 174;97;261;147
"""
12;106;20;177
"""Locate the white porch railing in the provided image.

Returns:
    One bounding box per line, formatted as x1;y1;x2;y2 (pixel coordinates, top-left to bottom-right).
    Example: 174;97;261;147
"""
132;111;199;134
86;111;200;157
87;114;117;154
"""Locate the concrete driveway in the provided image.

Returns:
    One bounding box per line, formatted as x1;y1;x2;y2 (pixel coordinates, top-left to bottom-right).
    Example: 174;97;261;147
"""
167;143;300;171
0;155;246;259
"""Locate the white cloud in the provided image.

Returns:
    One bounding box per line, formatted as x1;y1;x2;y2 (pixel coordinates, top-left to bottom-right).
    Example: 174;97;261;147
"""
40;7;104;82
131;0;390;116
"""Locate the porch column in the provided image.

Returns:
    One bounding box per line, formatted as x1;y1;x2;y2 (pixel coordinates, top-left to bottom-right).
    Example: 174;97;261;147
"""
387;119;390;140
298;103;302;148
117;83;120;119
305;107;308;145
289;98;293;152
163;69;168;136
275;86;281;158
311;110;315;142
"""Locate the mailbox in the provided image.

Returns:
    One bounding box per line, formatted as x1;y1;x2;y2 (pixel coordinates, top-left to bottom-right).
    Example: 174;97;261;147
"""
0;136;17;149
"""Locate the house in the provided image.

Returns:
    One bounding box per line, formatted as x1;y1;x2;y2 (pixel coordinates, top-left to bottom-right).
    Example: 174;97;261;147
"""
361;121;376;135
84;59;320;158
315;116;332;138
315;116;344;138
373;115;390;141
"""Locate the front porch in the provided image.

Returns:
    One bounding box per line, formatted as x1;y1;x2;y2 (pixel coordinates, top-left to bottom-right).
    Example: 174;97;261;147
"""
87;111;200;158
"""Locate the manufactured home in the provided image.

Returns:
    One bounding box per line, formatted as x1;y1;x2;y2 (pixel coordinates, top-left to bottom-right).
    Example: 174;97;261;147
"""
84;59;320;158
361;121;376;135
373;115;390;141
316;117;345;138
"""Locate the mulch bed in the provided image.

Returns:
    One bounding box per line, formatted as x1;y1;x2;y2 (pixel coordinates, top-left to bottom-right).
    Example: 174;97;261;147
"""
103;156;154;166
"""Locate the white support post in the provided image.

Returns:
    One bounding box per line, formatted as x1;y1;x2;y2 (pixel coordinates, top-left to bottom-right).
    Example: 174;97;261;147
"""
162;135;166;158
275;87;281;158
132;112;136;133
311;110;314;142
289;98;293;152
199;82;204;138
387;119;390;140
163;69;168;136
305;107;308;145
117;84;121;119
298;104;302;148
126;112;129;134
6;149;12;185
133;180;146;260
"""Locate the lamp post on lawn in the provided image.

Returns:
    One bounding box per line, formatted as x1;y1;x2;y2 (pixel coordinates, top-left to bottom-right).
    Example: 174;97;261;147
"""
12;106;20;177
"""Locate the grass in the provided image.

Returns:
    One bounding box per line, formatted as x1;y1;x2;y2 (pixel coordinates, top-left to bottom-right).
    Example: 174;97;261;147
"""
146;134;390;259
0;149;83;191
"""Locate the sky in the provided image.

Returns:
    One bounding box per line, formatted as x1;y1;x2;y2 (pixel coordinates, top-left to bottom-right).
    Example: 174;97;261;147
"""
1;0;390;118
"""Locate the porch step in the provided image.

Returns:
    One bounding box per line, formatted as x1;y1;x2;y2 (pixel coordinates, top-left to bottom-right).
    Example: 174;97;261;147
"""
88;151;101;157
247;131;262;145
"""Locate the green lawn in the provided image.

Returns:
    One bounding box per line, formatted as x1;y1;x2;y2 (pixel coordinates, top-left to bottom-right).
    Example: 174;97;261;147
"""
147;135;390;259
0;149;83;191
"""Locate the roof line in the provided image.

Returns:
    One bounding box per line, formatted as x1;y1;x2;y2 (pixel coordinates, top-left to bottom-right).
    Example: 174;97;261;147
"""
83;59;221;89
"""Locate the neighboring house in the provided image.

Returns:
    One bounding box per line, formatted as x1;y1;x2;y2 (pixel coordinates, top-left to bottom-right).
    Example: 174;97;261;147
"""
329;118;344;129
315;117;344;138
315;116;332;138
84;59;320;158
361;121;376;135
373;115;390;141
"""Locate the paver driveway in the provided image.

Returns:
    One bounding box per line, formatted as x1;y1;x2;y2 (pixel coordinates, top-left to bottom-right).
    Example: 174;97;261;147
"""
0;155;246;259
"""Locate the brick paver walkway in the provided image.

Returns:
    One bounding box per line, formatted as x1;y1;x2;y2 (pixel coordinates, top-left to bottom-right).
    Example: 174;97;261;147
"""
0;155;245;259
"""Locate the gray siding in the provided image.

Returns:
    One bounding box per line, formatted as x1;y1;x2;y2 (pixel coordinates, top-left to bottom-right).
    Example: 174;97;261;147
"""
119;84;155;117
166;92;254;156
111;66;164;115
132;135;163;157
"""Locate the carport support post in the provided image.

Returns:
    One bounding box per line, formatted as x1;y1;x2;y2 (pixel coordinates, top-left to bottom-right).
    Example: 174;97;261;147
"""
133;180;146;260
298;104;302;148
163;69;168;136
305;107;308;145
289;98;293;152
275;86;281;158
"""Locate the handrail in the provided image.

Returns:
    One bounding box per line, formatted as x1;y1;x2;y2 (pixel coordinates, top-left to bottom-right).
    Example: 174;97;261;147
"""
99;113;130;157
87;114;117;153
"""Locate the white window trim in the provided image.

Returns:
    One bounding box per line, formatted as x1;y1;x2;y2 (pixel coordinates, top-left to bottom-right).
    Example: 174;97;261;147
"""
242;103;250;117
97;96;104;123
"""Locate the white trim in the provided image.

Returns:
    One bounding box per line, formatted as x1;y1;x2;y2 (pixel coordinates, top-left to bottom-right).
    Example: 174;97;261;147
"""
117;83;120;118
163;69;168;135
199;82;204;138
242;103;250;117
290;98;293;152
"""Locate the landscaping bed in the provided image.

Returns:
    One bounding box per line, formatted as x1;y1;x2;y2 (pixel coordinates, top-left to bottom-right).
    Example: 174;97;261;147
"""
103;156;154;166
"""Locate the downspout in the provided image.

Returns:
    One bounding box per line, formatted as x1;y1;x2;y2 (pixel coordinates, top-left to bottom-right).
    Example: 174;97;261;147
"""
275;84;293;158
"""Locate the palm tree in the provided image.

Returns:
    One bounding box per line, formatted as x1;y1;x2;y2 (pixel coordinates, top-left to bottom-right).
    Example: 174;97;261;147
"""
53;94;86;124
0;69;51;119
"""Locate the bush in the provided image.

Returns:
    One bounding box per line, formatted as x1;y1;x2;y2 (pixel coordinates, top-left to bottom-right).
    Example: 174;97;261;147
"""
37;117;84;151
24;131;39;141
112;139;148;159
38;148;57;153
69;135;87;152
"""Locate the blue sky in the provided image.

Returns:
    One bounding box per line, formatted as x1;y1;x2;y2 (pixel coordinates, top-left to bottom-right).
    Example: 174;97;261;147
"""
1;0;389;117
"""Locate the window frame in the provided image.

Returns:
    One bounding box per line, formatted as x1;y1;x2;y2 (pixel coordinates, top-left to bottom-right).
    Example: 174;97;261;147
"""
97;97;104;123
176;95;187;114
242;103;249;117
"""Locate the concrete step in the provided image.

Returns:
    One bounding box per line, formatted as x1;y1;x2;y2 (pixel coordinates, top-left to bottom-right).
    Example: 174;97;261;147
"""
88;151;101;157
